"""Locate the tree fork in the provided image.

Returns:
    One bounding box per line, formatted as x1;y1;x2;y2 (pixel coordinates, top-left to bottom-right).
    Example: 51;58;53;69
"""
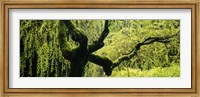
88;20;110;53
59;20;178;76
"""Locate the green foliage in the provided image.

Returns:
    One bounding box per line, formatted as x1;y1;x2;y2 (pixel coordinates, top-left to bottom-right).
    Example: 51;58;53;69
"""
72;20;104;45
20;20;70;77
85;20;180;77
111;63;180;77
20;20;180;77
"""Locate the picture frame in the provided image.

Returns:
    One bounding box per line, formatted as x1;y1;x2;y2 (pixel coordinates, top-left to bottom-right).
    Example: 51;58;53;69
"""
0;0;199;97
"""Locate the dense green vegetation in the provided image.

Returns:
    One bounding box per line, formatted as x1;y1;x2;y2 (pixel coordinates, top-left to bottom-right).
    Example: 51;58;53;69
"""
20;20;180;77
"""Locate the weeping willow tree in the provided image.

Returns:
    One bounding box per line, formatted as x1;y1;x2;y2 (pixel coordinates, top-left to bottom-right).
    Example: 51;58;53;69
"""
20;20;71;77
20;20;180;77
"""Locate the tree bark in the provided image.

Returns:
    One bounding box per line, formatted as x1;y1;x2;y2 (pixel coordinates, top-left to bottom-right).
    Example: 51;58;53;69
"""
59;20;111;76
88;54;112;76
59;20;178;77
88;34;178;74
68;48;89;77
88;20;110;53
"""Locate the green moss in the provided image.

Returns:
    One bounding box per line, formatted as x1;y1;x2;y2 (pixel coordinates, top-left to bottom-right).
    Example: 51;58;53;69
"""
20;20;180;77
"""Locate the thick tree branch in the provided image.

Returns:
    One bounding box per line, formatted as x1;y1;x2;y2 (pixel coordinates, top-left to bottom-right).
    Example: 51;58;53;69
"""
88;33;178;76
88;20;110;53
59;20;89;60
58;23;73;60
88;53;113;76
87;33;178;76
112;34;178;69
63;20;88;50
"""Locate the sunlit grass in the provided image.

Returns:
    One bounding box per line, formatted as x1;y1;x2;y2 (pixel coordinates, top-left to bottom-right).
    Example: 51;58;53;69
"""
111;64;180;77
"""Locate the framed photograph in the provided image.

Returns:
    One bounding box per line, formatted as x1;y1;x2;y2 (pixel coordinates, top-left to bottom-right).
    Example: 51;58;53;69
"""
1;0;199;97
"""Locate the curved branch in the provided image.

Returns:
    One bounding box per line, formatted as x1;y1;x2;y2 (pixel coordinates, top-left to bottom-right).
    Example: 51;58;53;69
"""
112;34;178;69
63;20;88;50
58;24;73;60
88;54;113;76
112;49;137;69
88;20;110;53
88;34;178;76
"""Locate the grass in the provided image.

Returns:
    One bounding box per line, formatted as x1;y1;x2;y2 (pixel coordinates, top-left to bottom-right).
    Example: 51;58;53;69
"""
111;64;180;77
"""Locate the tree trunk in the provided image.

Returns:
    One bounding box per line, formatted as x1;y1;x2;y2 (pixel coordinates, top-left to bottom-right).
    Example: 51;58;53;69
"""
68;48;89;77
69;61;87;77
